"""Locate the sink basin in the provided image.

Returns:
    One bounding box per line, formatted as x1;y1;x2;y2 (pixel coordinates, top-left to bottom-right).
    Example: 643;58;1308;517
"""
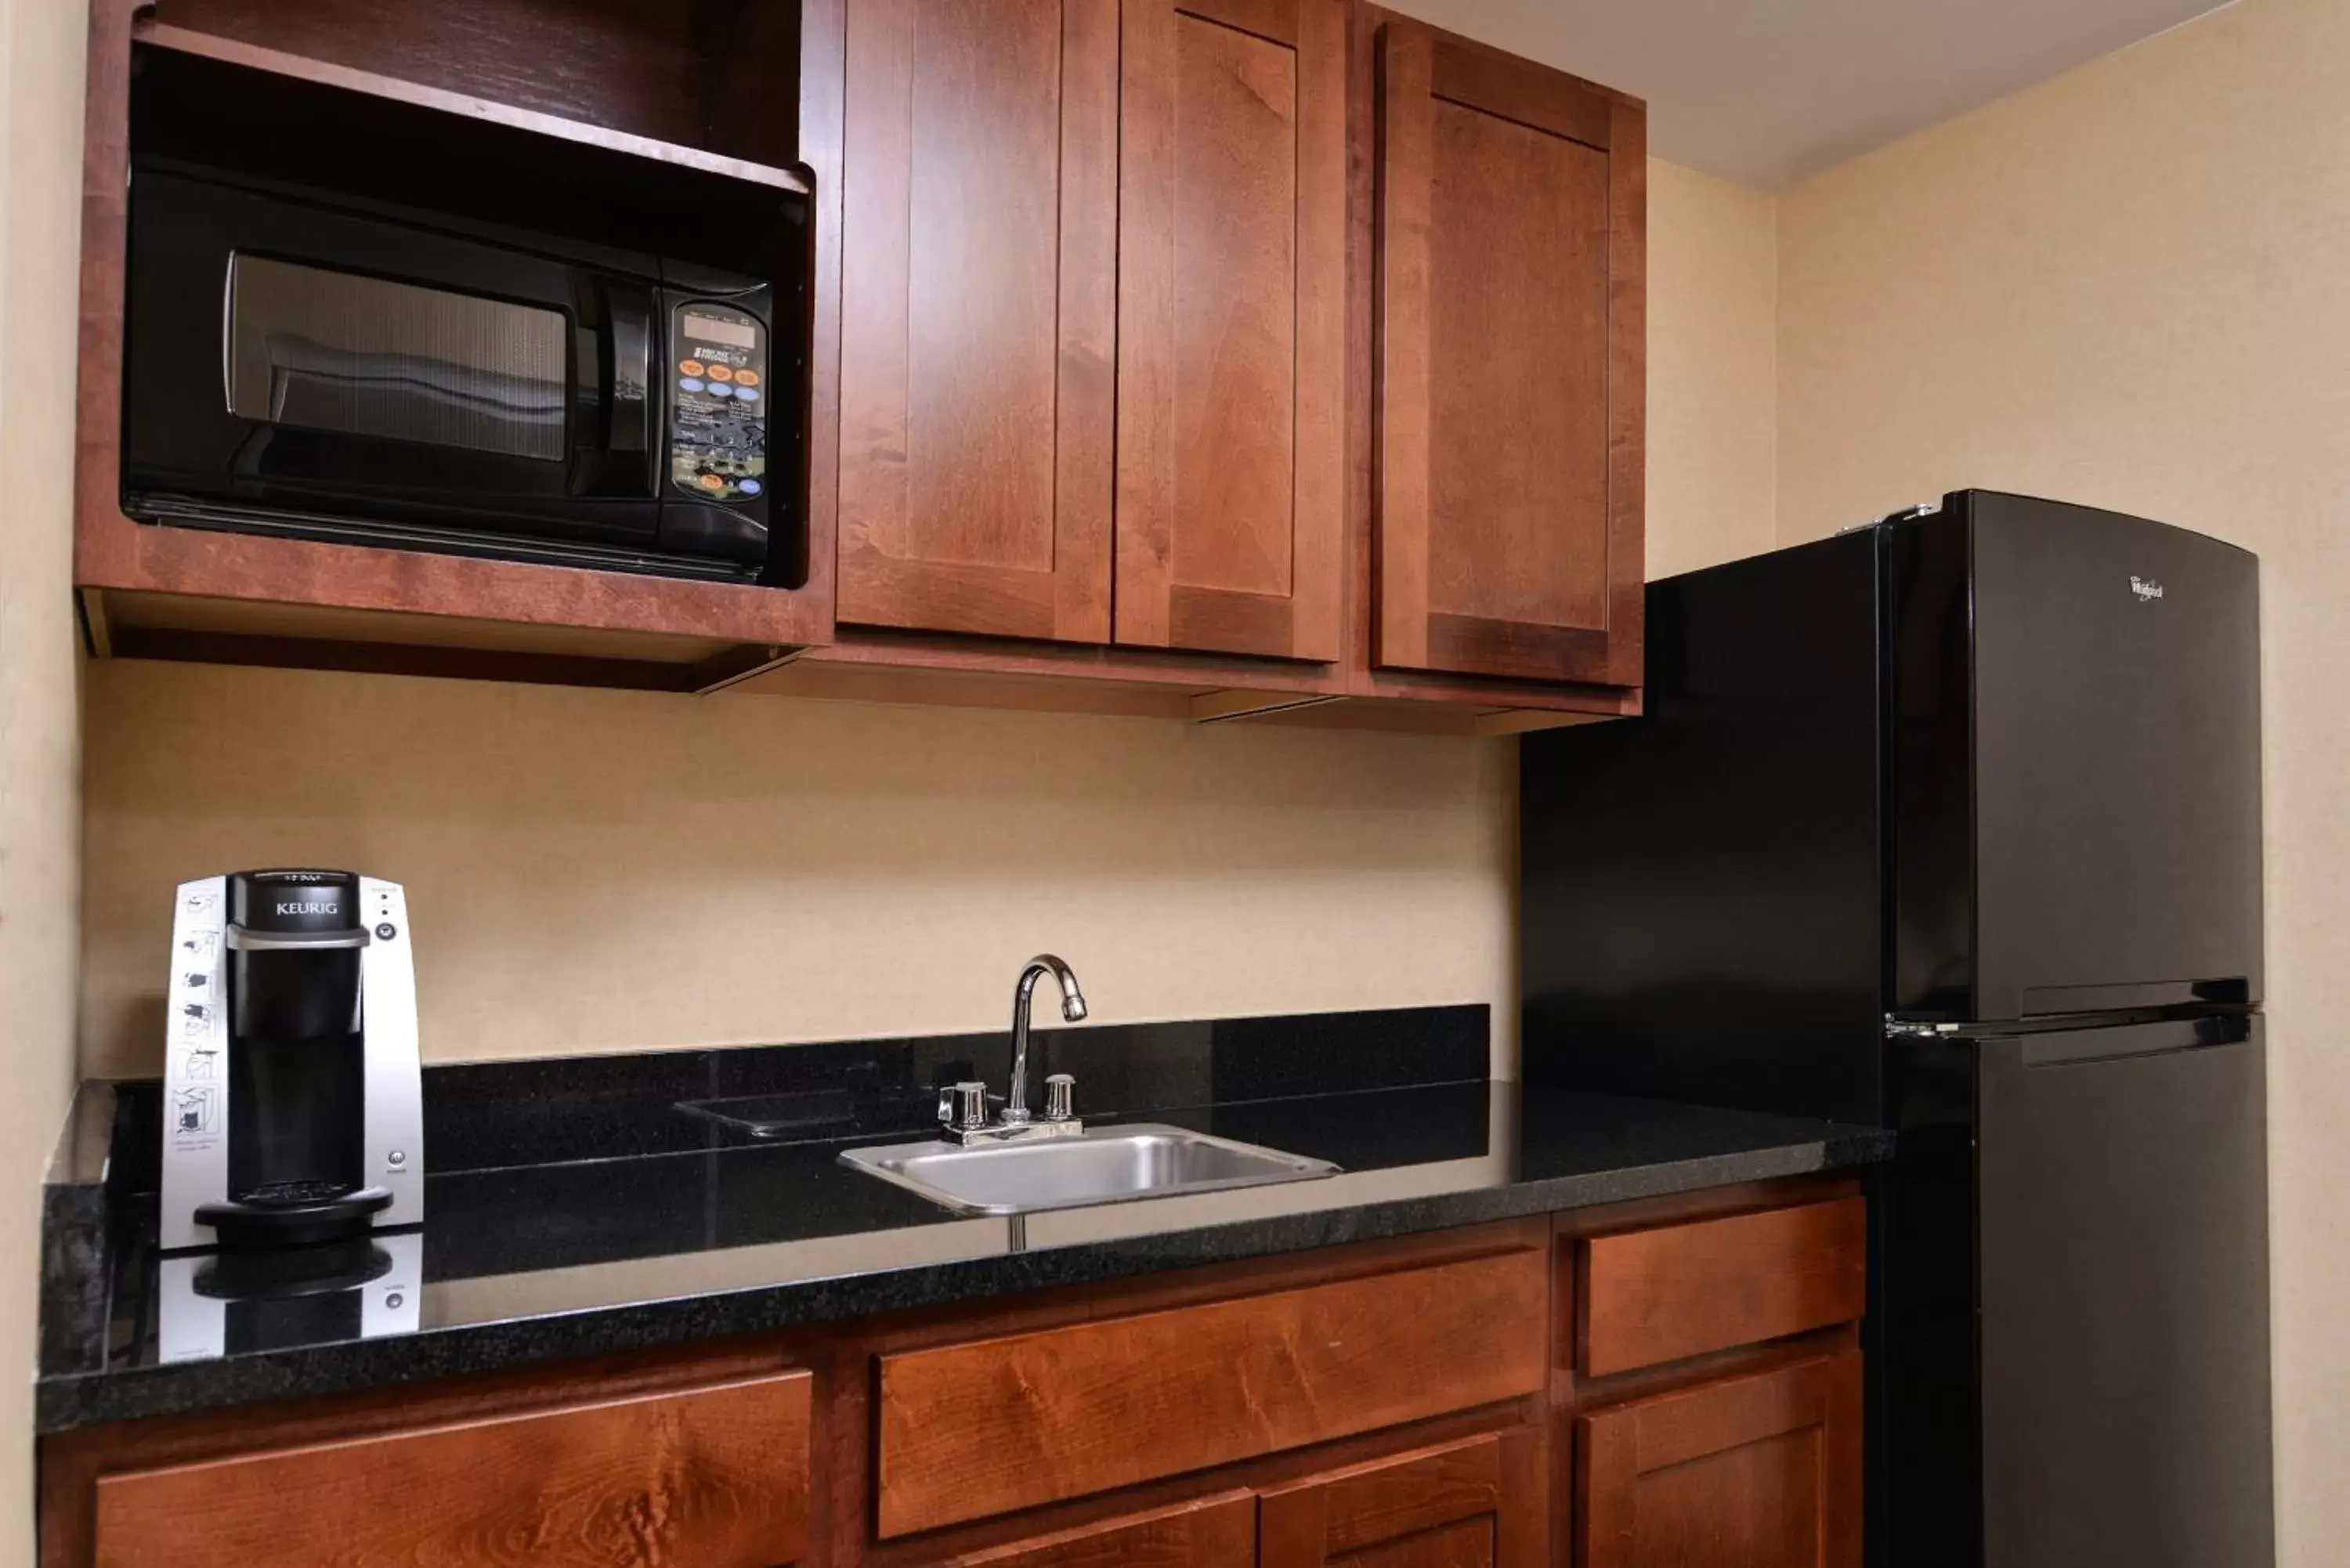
838;1124;1340;1216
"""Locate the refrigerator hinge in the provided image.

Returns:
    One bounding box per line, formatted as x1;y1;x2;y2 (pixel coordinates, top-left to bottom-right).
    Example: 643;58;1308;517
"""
1838;499;1943;536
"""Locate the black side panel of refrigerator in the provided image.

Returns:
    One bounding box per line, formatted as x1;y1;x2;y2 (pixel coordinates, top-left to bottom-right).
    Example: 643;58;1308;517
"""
1885;510;1976;1020
1522;531;1885;1124
1966;493;2264;1018
1976;1014;2272;1568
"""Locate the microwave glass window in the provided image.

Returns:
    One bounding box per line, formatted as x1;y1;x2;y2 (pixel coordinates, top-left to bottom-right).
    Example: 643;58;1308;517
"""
226;255;568;461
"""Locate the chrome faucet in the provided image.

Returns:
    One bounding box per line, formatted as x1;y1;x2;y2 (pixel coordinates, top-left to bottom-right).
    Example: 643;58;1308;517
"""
1006;954;1085;1124
940;955;1088;1145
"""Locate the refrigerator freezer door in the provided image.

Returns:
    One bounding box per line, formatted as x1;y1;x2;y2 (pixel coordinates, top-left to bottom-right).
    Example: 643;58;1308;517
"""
1969;493;2263;1017
1976;1017;2272;1568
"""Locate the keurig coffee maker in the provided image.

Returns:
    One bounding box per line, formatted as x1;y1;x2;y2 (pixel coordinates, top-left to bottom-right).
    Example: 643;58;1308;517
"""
161;870;423;1250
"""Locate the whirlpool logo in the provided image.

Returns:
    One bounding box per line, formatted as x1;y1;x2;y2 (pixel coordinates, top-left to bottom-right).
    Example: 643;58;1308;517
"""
2130;576;2165;602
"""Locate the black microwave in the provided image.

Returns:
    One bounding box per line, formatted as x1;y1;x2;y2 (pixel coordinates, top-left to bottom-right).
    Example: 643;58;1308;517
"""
121;58;810;586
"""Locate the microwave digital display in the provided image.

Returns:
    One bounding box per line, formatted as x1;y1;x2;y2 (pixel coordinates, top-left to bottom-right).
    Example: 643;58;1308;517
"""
681;311;757;350
226;255;569;461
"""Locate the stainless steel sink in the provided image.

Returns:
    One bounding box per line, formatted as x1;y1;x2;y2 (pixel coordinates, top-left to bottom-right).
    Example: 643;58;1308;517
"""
838;1124;1340;1216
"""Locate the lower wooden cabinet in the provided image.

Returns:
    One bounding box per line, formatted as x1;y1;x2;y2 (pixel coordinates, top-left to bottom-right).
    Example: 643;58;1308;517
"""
1260;1429;1545;1568
877;1245;1546;1537
42;1183;1870;1568
938;1428;1547;1568
1575;1350;1863;1568
88;1371;814;1568
935;1492;1259;1566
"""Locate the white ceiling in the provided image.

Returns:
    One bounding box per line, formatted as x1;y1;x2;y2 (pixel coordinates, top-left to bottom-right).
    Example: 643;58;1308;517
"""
1381;0;2234;187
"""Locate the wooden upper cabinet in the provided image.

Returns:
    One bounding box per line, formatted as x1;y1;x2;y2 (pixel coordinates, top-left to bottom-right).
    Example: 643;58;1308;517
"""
1115;0;1345;661
1260;1429;1546;1568
838;0;1344;656
838;0;1118;641
1577;1352;1863;1568
1372;18;1643;687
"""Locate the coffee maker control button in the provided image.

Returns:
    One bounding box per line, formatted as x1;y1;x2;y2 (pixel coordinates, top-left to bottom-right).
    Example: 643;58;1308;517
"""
374;923;397;941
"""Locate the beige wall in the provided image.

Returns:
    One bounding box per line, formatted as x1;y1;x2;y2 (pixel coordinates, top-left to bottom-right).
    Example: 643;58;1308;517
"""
72;152;1779;1082
1777;0;2348;1555
0;0;88;1556
81;667;1519;1071
1646;159;1779;575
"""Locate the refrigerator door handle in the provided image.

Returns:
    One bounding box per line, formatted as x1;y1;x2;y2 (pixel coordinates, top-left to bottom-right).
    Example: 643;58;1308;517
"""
2022;1015;2252;1068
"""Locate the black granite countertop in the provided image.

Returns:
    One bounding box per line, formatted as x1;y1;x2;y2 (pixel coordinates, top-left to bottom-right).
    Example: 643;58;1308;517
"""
38;1006;1892;1433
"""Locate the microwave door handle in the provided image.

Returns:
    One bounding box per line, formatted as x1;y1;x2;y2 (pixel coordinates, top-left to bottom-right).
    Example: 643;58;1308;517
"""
606;289;653;457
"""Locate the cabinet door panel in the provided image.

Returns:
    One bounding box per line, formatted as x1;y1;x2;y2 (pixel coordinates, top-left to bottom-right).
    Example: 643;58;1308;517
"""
840;0;1115;641
938;1492;1257;1566
1260;1429;1545;1568
1116;0;1343;659
1577;1351;1862;1568
92;1371;813;1568
1376;21;1642;686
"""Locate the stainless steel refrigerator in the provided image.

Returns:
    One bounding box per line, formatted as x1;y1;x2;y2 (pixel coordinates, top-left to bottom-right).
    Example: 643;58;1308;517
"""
1521;490;2272;1568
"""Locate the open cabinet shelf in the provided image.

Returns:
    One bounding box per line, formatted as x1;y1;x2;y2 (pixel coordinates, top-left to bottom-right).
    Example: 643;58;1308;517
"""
73;0;832;690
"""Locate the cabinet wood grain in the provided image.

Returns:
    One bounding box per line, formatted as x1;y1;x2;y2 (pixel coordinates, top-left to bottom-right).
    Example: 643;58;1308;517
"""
1576;1351;1863;1568
935;1491;1257;1566
1579;1198;1867;1377
1259;1428;1545;1568
1114;0;1344;661
837;0;1116;641
1372;17;1642;687
876;1245;1547;1537
90;1370;812;1568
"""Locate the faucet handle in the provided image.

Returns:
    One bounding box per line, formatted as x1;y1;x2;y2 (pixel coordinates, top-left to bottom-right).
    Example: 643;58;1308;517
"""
1043;1073;1076;1122
949;1082;990;1133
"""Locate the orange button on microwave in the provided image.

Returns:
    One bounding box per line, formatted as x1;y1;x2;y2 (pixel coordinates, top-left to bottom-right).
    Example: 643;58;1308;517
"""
678;359;706;377
707;363;735;382
697;472;726;491
734;369;761;388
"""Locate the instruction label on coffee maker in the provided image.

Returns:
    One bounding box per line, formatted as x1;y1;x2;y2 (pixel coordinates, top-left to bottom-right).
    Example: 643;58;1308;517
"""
159;877;232;1249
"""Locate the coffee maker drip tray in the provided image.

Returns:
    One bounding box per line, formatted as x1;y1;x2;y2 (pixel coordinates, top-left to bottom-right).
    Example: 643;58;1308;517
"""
196;1184;393;1249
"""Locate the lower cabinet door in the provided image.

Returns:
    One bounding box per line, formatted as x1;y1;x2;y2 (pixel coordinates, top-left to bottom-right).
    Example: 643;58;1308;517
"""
934;1492;1258;1566
1258;1428;1545;1568
1576;1351;1862;1568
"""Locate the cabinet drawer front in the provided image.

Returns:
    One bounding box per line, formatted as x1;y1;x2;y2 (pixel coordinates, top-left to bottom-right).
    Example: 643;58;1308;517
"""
92;1370;812;1568
877;1246;1547;1537
1578;1198;1865;1376
939;1490;1257;1566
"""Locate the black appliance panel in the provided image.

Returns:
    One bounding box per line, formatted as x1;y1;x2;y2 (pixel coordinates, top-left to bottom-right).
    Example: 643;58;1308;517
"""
1976;1016;2273;1568
1969;494;2264;1017
119;42;810;586
1890;494;2264;1020
1523;530;1886;1124
124;167;776;576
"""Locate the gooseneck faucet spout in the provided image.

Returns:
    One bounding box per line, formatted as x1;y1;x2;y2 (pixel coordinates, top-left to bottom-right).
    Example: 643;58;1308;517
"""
1006;955;1086;1125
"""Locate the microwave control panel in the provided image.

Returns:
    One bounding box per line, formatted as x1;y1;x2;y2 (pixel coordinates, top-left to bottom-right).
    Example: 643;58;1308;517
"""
667;302;768;505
